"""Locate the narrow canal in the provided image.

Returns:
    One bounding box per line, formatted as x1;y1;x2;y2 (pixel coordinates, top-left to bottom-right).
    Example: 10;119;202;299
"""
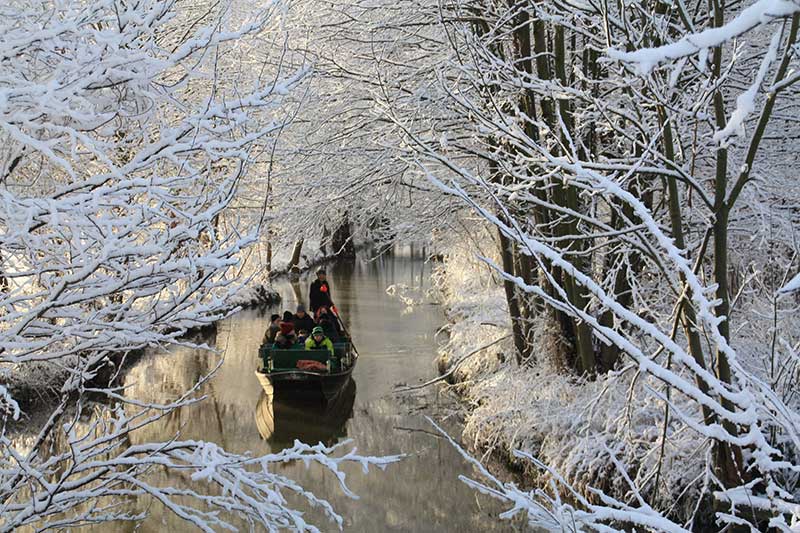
88;248;523;531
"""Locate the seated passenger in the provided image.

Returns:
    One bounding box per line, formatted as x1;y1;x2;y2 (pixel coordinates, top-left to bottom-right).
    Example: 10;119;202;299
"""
273;319;297;349
318;317;339;343
282;310;294;325
316;307;342;341
296;329;309;345
305;326;334;356
293;304;315;333
262;314;280;345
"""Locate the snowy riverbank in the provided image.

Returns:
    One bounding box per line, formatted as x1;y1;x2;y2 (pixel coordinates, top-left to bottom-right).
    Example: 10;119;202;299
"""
5;238;361;409
5;281;281;408
434;242;709;527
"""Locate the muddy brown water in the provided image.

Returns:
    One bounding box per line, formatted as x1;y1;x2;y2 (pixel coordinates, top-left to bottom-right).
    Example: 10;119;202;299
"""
19;249;528;532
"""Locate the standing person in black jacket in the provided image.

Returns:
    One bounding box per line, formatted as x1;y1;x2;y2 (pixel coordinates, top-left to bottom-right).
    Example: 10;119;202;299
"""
309;269;333;313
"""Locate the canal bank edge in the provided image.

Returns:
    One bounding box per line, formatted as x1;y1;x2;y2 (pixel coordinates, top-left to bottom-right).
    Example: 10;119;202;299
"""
432;248;544;484
432;244;706;527
5;242;361;413
4;283;281;413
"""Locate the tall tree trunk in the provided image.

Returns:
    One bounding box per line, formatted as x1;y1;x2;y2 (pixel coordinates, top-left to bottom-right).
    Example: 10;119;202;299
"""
321;225;330;256
507;3;541;362
531;12;581;370
710;2;744;489
499;228;529;362
516;249;537;358
331;214;356;257
0;250;7;294
553;22;595;374
597;197;637;372
288;239;304;273
659;106;715;427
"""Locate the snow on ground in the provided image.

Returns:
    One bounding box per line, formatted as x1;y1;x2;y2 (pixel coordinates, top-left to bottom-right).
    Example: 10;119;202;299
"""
433;241;707;524
226;283;281;308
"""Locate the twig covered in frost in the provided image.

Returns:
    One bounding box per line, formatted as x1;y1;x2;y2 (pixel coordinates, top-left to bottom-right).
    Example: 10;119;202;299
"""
429;416;697;532
608;0;800;73
366;0;800;528
0;0;399;530
713;30;783;146
1;433;400;532
396;334;511;392
778;273;800;295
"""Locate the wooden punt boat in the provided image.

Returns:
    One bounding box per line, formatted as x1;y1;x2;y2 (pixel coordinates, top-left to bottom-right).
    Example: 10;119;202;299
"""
257;335;357;400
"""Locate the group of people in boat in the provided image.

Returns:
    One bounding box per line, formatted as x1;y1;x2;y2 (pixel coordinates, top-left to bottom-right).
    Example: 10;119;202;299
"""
262;269;343;355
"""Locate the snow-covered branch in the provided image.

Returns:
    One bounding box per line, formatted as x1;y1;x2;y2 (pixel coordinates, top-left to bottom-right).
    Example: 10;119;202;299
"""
608;0;800;73
361;0;800;529
0;1;400;530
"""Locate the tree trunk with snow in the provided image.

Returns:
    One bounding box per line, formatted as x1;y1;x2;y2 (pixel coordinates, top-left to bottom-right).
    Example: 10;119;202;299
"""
288;238;304;273
331;213;356;257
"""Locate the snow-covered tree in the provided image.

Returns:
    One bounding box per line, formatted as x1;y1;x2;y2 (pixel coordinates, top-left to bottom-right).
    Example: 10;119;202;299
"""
0;0;395;529
230;0;468;267
358;0;800;529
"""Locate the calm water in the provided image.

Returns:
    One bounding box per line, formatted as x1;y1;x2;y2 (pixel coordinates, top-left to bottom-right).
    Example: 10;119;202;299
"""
23;249;525;532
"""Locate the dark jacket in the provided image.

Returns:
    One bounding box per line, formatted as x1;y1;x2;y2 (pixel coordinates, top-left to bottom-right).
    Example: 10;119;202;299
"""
273;330;297;349
309;279;333;312
293;313;315;334
318;318;340;343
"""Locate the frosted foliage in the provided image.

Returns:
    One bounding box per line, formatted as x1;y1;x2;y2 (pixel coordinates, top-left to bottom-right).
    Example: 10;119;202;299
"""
0;0;396;530
233;0;467;254
608;0;800;72
434;246;712;531
367;0;800;529
780;273;800;295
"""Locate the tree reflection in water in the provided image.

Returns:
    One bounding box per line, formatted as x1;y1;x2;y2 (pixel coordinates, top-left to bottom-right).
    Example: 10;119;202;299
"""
12;248;526;532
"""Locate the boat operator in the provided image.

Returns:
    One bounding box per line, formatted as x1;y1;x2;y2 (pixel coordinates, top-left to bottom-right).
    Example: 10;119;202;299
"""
309;268;334;313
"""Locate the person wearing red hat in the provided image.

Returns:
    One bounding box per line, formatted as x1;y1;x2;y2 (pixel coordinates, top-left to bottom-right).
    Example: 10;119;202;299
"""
272;311;297;348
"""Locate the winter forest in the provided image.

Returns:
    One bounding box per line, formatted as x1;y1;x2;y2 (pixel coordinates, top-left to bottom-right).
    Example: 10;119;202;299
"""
2;0;800;531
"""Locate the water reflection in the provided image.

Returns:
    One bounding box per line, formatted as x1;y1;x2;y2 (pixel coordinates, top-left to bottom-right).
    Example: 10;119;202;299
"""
255;375;356;447
121;313;267;455
259;247;523;531
13;247;524;532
